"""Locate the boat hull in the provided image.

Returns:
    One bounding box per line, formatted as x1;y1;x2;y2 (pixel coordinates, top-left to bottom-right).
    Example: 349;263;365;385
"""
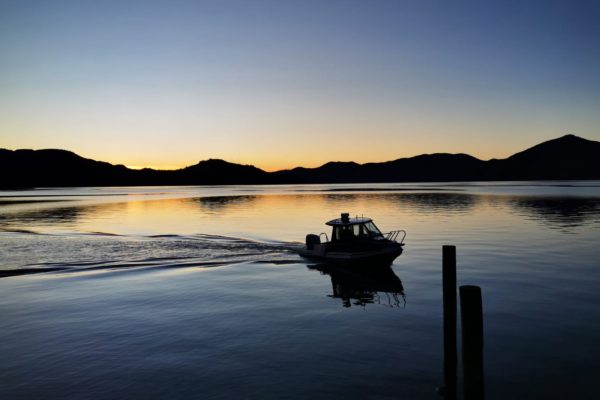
298;242;404;265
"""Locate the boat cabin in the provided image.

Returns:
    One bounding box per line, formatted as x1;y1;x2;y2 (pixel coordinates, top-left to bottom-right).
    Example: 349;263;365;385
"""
326;213;384;242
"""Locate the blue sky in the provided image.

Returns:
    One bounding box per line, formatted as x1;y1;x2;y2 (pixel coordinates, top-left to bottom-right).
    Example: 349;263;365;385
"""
1;0;598;170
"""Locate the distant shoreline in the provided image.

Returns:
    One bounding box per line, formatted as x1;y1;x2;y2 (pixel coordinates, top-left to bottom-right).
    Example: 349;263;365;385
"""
2;179;600;192
2;135;599;189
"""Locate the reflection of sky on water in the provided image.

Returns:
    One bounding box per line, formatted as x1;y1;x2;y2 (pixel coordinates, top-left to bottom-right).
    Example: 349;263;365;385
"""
341;192;477;214
2;186;598;277
392;192;476;214
1;188;599;236
509;197;600;230
192;195;259;214
0;206;82;229
1;184;600;400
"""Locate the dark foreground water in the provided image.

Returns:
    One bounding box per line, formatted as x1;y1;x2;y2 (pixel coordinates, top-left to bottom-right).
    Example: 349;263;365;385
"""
1;182;599;399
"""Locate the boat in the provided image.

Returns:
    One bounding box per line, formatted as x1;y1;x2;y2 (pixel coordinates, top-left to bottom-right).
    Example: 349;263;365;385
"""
298;213;406;264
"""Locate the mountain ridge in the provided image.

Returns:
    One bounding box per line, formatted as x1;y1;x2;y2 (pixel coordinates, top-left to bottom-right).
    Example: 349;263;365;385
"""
2;134;599;188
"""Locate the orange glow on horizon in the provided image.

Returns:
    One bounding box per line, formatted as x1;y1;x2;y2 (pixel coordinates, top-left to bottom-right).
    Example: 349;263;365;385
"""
85;143;523;172
0;140;547;172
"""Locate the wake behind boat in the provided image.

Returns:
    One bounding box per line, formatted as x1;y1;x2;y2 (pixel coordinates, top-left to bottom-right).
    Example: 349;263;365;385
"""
298;213;406;264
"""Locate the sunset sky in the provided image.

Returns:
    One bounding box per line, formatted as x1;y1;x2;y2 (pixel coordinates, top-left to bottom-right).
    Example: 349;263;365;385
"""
1;0;599;171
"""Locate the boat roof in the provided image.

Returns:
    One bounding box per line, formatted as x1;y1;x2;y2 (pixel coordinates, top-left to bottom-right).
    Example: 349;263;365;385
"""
326;216;373;226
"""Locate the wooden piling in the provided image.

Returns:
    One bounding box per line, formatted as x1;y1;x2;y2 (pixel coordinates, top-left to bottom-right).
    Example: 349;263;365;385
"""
460;285;484;400
442;245;457;400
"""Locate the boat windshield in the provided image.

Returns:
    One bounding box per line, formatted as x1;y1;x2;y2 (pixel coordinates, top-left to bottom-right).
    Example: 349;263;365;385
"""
363;221;383;237
332;222;383;241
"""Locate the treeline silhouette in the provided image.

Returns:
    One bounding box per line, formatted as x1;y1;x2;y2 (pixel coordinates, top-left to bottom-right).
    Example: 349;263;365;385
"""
1;134;599;188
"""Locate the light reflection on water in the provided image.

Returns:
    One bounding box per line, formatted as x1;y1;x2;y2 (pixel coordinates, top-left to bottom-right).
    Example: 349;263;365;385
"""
2;188;599;238
1;182;600;399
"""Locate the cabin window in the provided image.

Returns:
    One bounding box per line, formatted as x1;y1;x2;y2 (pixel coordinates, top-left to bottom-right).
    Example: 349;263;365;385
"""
340;226;353;240
333;224;369;241
333;226;348;241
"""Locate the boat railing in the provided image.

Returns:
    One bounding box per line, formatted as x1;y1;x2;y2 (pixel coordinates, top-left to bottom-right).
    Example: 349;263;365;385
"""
319;232;329;242
385;230;406;244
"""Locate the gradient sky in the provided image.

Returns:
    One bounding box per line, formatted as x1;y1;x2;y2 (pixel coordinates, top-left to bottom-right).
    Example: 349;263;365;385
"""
1;0;599;171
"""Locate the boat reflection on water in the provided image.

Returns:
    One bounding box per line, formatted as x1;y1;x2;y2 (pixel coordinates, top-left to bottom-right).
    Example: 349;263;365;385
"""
308;263;405;308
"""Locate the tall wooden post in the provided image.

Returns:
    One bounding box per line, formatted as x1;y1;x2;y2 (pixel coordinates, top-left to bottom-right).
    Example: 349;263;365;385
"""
460;285;484;400
442;245;457;400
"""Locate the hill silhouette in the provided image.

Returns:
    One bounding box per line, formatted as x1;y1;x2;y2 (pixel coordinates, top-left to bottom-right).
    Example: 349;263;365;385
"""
1;134;599;188
489;134;600;180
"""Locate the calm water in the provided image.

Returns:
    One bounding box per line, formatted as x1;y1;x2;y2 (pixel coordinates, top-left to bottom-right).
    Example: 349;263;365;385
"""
1;182;600;399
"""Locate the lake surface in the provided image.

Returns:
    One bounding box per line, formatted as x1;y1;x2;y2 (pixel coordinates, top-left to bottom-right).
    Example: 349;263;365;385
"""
1;182;599;399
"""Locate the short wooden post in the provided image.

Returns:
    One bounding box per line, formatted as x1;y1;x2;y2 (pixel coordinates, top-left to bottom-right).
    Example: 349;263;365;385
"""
460;285;485;400
442;245;457;400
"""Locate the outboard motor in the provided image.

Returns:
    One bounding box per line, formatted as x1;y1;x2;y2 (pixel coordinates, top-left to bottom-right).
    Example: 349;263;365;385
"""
306;234;320;250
